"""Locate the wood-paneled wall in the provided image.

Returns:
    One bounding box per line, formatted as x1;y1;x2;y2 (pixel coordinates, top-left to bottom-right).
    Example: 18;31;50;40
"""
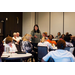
0;12;22;37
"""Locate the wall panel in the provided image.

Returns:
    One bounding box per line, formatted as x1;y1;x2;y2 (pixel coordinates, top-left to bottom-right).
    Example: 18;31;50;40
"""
22;12;35;36
37;12;49;35
64;12;75;35
51;12;63;37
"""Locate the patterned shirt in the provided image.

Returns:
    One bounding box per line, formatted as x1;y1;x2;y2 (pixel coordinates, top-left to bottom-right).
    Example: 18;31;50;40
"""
21;41;32;53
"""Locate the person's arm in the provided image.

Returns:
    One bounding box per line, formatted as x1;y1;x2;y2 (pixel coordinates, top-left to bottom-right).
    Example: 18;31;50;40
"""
41;58;46;62
2;41;4;44
52;41;57;46
47;42;53;49
13;38;17;42
70;53;75;62
41;52;51;62
40;31;42;39
2;38;6;44
31;31;35;39
13;43;17;52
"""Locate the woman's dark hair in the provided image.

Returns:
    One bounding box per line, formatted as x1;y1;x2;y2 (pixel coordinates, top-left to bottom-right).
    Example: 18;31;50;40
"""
66;32;69;36
64;35;71;42
52;35;54;39
58;32;61;35
0;40;4;57
34;24;40;33
57;40;66;49
49;34;53;40
61;34;65;38
69;34;72;37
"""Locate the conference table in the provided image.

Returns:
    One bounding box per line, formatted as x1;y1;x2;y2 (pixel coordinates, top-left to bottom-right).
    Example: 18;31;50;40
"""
1;52;32;62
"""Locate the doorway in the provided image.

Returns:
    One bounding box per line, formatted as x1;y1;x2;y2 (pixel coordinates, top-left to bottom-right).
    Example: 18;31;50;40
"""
0;20;5;41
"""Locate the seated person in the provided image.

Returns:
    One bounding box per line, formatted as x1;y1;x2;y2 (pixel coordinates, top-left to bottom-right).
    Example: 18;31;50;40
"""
41;40;75;62
16;32;22;41
38;37;53;52
4;36;17;52
2;34;11;44
60;34;65;40
21;34;32;53
0;40;4;62
68;34;72;42
42;33;45;37
71;36;75;47
47;34;57;45
55;32;61;39
12;32;19;44
42;32;48;40
64;35;73;47
66;32;69;36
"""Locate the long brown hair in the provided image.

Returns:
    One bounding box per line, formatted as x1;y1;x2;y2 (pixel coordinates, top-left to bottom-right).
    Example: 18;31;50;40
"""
34;24;40;33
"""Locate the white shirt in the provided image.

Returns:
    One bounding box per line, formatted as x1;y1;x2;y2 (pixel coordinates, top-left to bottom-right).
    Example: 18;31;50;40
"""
17;36;22;41
13;37;19;42
43;49;75;62
4;43;17;52
3;38;6;42
38;41;53;49
3;38;6;44
66;42;73;47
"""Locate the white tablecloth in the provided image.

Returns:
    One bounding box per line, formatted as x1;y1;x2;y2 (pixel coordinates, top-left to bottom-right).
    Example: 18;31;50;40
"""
1;52;32;59
52;38;59;41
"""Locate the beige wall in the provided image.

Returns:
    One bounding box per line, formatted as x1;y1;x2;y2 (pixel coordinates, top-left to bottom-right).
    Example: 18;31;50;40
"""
37;12;49;35
51;12;63;37
22;12;75;37
22;12;35;36
64;12;75;36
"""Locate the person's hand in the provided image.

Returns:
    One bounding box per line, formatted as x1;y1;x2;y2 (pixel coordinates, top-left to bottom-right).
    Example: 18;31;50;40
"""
34;35;37;38
30;41;32;43
2;41;4;44
17;41;19;43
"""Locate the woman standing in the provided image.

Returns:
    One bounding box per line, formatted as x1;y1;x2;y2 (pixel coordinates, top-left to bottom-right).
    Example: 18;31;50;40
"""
31;24;42;47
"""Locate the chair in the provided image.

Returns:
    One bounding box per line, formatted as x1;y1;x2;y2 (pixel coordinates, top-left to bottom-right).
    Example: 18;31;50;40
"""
64;47;74;54
38;46;48;62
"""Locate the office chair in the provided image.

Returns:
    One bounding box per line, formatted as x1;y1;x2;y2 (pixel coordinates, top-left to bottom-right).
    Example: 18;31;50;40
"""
38;46;48;62
64;47;74;54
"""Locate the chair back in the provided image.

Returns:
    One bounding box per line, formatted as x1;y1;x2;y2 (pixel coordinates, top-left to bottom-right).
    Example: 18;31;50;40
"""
64;47;74;54
38;46;48;61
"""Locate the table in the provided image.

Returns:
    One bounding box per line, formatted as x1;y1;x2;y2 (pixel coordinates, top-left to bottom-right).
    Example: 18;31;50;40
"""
52;38;59;42
1;52;32;62
49;46;57;51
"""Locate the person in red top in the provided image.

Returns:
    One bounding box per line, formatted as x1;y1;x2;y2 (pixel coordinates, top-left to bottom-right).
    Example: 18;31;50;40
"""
47;35;57;45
